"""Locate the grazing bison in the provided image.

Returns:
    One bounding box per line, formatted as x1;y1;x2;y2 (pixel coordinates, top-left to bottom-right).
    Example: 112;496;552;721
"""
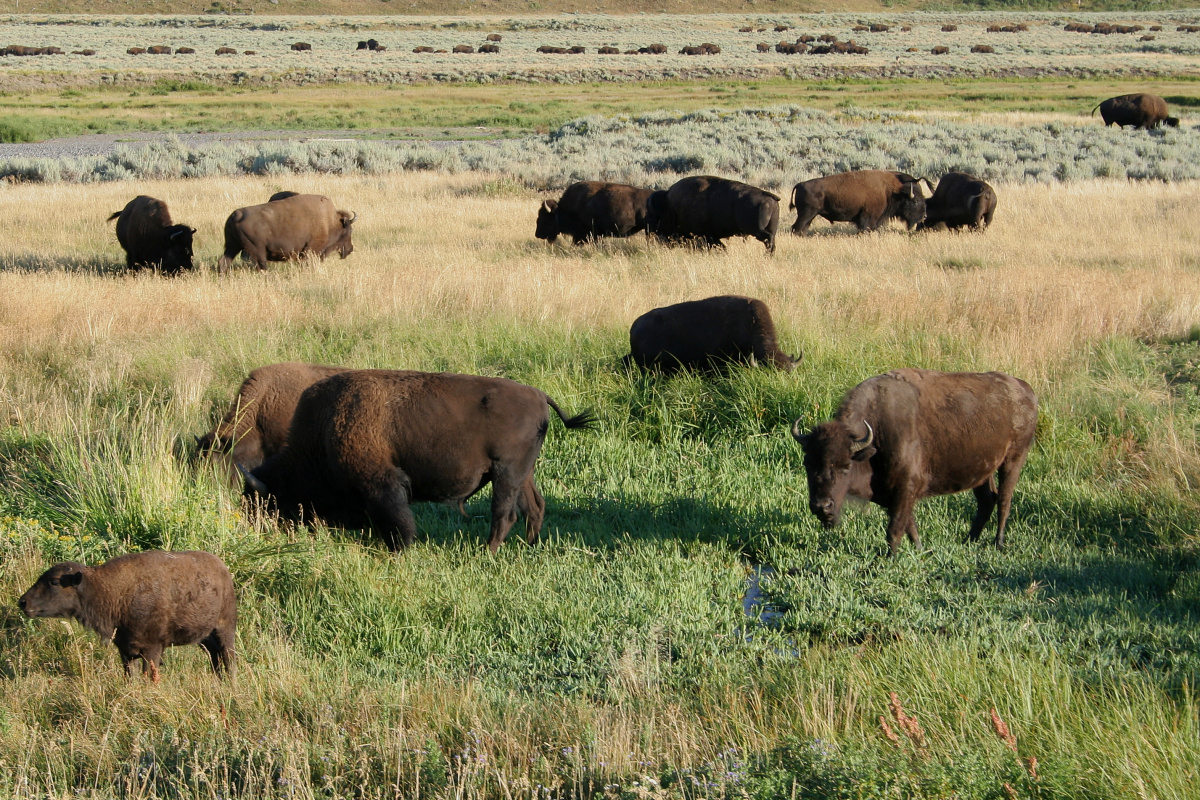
215;46;236;55
71;49;96;55
244;50;256;55
536;181;654;245
792;369;1037;555
757;42;771;52
624;295;799;373
197;362;347;474
479;43;500;53
537;45;567;54
18;551;236;682
941;24;958;32
218;193;356;273
240;370;595;553
598;46;619;54
931;45;950;54
127;47;146;55
291;42;312;51
175;46;194;54
647;176;780;254
107;195;195;274
638;43;667;54
1092;93;1179;129
147;45;171;54
971;44;995;53
486;33;503;42
917;172;997;231
453;44;475;53
789;170;926;235
413;45;435;53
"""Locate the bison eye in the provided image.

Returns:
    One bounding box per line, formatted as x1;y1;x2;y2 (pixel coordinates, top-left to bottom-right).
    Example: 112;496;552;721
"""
49;578;59;586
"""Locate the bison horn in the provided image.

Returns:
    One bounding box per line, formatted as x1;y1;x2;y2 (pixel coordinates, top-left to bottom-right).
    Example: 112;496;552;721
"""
347;211;358;225
790;417;808;444
237;464;269;496
850;420;874;453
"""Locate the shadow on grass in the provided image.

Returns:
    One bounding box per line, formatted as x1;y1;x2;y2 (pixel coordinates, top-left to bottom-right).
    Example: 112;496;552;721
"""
1;251;143;276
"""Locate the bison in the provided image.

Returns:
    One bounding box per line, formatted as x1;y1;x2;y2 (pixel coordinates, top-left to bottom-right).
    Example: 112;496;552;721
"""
792;369;1038;555
917;172;997;231
18;551;236;682
107;195;195;274
453;44;475;53
291;42;312;51
971;44;995;53
941;24;958;32
240;370;595;553
479;43;500;53
175;46;195;54
486;33;503;42
127;47;146;55
215;46;236;55
197;362;348;474
536;181;654;245
218;193;356;273
413;46;435;53
624;295;799;374
638;43;667;54
1092;93;1179;129
147;45;171;54
598;46;619;54
931;45;950;54
647;176;780;254
789;170;927;235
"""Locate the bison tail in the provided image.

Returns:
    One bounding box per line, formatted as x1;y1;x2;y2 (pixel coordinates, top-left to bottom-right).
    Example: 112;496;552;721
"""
547;398;597;430
1090;102;1102;117
788;184;799;211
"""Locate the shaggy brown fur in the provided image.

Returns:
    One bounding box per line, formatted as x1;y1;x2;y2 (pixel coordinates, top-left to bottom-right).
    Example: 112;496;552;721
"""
917;172;998;231
535;182;654;245
218;194;356;273
19;551;236;682
107;195;195;274
646;176;780;254
1092;93;1179;129
789;170;926;235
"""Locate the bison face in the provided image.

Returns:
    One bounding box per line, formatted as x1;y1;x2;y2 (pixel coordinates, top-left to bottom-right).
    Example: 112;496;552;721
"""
162;225;196;273
18;562;87;618
644;191;674;239
792;419;876;528
896;184;927;230
535;200;560;242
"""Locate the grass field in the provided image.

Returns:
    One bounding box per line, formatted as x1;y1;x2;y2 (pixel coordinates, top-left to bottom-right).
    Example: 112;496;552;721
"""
0;171;1197;798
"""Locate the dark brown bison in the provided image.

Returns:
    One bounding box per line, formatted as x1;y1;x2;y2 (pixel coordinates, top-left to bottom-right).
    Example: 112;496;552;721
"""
175;46;195;54
536;181;654;245
240;370;595;553
479;43;500;53
758;42;771;52
869;24;890;32
739;26;754;33
931;45;949;54
567;45;586;53
792;369;1037;555
147;45;171;54
107;195;195;274
244;50;256;55
789;170;926;235
917;172;997;231
72;49;96;55
774;25;790;32
215;46;236;55
197;362;348;474
127;47;146;55
291;42;312;51
680;45;703;55
625;295;799;373
453;44;475;53
1092;93;1179;129
971;44;994;53
268;190;300;202
537;45;567;54
486;33;503;42
18;551;236;682
638;43;667;54
647;176;780;254
776;41;805;53
598;46;619;54
941;24;958;32
218;193;356;273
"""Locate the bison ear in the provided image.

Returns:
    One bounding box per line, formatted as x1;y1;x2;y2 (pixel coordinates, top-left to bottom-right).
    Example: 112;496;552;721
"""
62;571;83;587
237;464;269;497
342;211;357;228
851;445;876;462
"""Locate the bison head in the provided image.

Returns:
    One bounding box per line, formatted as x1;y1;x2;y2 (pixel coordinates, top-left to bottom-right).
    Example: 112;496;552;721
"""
895;182;927;230
792;418;876;528
162;225;196;273
535;200;560;242
18;562;87;618
334;211;356;258
644;191;674;239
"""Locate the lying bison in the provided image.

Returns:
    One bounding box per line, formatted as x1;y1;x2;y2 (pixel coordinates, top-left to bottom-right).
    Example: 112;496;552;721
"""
218;193;356;273
536;181;654;245
648;176;780;253
107;195;195;274
19;551;236;682
1092;93;1179;129
240;370;595;553
792;369;1037;555
197;362;347;475
624;295;799;373
917;172;997;231
789;170;927;235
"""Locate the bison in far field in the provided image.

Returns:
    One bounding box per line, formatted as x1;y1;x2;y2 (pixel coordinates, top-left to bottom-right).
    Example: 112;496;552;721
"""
1092;93;1179;129
239;370;595;553
107;195;195;274
917;172;997;231
789;170;927;235
625;295;799;374
536;181;654;245
792;369;1037;555
647;176;780;253
218;193;356;273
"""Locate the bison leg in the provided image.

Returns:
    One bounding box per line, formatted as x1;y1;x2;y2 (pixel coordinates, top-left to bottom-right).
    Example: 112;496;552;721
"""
201;628;236;679
519;476;546;545
993;456;1028;550
791;207;820;235
486;471;526;554
966;479;998;543
885;498;918;556
364;475;417;550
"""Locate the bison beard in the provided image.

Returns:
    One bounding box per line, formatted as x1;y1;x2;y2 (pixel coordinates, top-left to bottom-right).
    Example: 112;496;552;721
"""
240;370;595;553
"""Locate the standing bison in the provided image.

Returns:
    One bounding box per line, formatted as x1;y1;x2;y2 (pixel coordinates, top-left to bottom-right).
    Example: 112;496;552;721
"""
647;176;780;253
218;193;356;273
917;172;997;231
18;551;236;682
536;181;654;244
789;170;927;235
624;295;800;373
107;195;195;274
792;369;1037;555
240;370;595;553
1091;93;1179;129
197;362;347;474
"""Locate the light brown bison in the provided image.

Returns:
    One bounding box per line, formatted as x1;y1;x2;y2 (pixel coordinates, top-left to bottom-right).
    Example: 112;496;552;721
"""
215;46;236;55
1092;93;1179;129
971;44;995;53
931;45;950;54
218;193;356;273
486;33;503;42
197;362;348;474
536;181;654;244
107;195;195;273
789;170;926;235
793;369;1037;555
413;46;435;53
453;44;475;53
127;47;146;55
18;551;236;682
647;176;780;254
240;370;595;553
917;172;997;231
625;295;799;373
147;45;172;54
176;46;195;54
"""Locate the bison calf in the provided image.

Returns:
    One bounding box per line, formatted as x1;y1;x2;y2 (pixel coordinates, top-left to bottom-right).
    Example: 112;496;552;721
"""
536;181;654;245
108;195;195;274
793;369;1037;555
18;551;236;682
625;295;799;374
241;370;595;553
